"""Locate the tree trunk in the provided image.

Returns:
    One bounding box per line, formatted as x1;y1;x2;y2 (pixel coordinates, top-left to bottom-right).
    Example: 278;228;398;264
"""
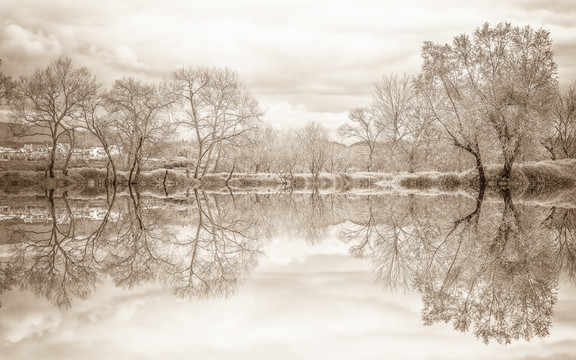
367;146;373;172
62;129;75;176
225;160;235;187
193;141;203;180
107;152;117;187
474;152;486;188
213;146;223;173
105;161;110;186
500;155;515;183
163;170;169;197
48;138;57;178
129;137;144;184
201;142;216;177
408;153;415;173
135;156;142;183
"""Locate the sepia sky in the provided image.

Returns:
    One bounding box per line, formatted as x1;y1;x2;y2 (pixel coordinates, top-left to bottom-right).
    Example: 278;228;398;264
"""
1;0;576;130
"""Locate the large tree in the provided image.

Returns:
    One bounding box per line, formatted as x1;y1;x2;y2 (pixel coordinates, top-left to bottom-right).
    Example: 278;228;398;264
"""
10;57;100;177
79;91;119;186
414;68;487;183
420;23;557;183
167;67;262;179
105;77;173;184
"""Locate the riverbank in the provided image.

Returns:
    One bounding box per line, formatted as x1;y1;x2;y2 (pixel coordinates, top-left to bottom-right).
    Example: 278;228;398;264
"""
398;159;576;194
0;159;574;195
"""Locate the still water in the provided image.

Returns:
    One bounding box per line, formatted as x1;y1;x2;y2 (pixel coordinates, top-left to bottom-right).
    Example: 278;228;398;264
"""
0;188;575;359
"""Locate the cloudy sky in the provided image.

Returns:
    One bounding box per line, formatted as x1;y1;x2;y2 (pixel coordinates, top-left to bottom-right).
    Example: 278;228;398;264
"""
1;0;576;130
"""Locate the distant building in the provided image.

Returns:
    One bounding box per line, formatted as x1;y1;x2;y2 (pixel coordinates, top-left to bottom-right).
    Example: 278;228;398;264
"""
22;144;51;153
0;146;18;160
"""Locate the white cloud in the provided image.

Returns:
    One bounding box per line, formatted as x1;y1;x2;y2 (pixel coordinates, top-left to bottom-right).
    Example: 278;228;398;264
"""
113;46;148;71
0;0;575;126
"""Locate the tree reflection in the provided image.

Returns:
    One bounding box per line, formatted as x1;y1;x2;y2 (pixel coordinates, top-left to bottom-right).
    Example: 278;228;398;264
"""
1;187;263;307
9;190;109;308
163;189;261;299
416;189;558;344
0;262;16;308
102;186;179;289
342;196;418;291
1;187;574;344
340;195;451;292
341;189;563;344
544;207;576;283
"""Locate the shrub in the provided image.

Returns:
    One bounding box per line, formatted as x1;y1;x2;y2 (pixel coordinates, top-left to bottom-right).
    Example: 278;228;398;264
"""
290;175;308;189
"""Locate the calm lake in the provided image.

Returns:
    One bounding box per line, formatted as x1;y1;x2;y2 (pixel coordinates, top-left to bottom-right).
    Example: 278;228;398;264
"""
1;188;575;359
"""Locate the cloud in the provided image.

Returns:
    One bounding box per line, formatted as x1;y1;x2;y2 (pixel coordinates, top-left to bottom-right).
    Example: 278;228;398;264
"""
260;99;349;131
0;23;62;73
0;0;575;126
508;0;576;15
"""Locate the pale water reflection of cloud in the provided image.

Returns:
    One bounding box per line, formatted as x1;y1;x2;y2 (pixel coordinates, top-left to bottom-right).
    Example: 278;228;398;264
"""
1;236;576;360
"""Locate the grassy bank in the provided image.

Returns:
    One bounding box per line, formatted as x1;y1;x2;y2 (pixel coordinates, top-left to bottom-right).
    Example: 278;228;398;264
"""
1;159;574;195
398;159;576;193
0;167;200;194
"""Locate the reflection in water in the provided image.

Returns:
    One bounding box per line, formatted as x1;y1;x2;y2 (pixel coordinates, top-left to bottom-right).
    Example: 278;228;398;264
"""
0;188;575;344
9;190;105;308
340;189;574;344
416;189;558;345
545;207;576;282
0;187;263;308
164;188;261;299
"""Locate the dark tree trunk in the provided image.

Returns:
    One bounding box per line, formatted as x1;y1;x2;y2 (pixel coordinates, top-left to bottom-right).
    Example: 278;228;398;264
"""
500;156;514;184
48;139;57;178
62;129;75;177
129;137;144;184
474;152;486;188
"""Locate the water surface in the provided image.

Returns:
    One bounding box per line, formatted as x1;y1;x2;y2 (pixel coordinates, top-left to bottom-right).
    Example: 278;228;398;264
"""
1;188;575;359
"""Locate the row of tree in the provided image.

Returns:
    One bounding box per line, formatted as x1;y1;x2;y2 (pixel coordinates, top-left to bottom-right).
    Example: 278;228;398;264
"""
340;22;576;184
1;58;361;183
0;59;264;183
1;22;575;185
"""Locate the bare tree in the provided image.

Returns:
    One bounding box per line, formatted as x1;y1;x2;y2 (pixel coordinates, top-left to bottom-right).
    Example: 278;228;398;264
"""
397;88;440;172
339;107;384;171
324;141;352;174
241;124;277;173
371;73;414;151
10;57;100;177
270;129;301;183
79;92;119;186
105;77;173;184
167;67;263;179
417;47;488;185
542;81;576;159
420;23;557;183
297;121;329;183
